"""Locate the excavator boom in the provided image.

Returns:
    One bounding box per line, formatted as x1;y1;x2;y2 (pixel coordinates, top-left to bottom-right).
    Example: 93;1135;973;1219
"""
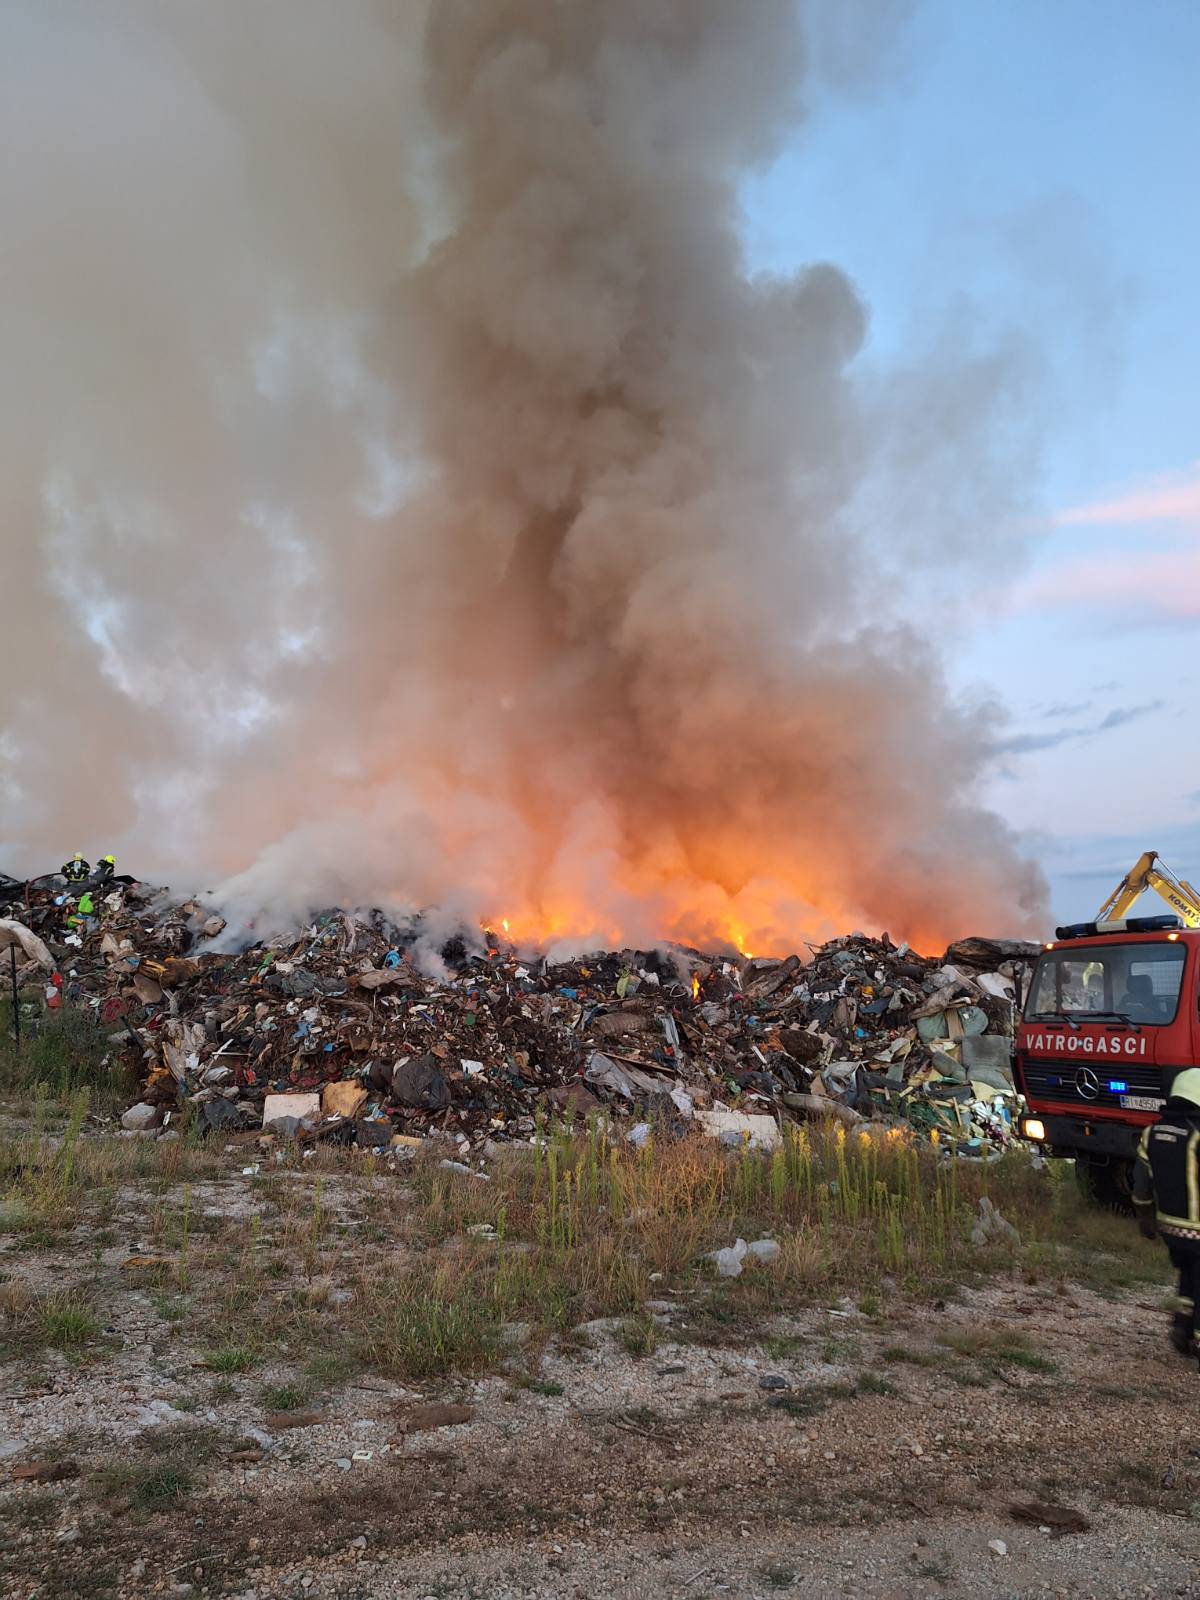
1095;850;1200;930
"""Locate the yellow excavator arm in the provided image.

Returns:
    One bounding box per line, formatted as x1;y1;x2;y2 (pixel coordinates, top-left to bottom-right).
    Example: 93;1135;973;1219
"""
1096;850;1200;929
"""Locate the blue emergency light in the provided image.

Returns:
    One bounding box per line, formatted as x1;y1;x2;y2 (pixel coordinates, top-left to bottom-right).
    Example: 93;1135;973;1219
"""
1108;1079;1129;1093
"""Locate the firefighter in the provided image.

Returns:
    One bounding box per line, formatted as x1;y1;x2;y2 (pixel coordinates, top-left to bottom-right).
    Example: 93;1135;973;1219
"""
94;855;116;887
61;853;90;886
1132;1067;1200;1362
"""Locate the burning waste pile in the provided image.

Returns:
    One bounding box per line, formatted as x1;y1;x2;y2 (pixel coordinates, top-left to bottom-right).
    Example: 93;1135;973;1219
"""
1;869;1039;1161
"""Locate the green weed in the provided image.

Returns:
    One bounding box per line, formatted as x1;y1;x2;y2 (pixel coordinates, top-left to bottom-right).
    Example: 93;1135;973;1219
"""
151;1293;186;1323
354;1272;503;1381
0;1284;98;1354
914;1550;954;1583
94;1459;193;1510
854;1371;898;1396
617;1315;659;1358
759;1563;796;1590
305;1349;357;1389
39;1296;98;1351
0;1005;124;1100
880;1344;940;1367
938;1327;1057;1375
202;1345;256;1374
764;1333;808;1359
261;1381;309;1411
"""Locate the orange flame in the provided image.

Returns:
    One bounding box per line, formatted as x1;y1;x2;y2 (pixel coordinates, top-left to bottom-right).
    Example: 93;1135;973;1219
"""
454;818;955;959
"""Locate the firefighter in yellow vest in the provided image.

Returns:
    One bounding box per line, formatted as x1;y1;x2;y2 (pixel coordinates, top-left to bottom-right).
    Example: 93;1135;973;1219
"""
1132;1068;1200;1363
62;853;90;886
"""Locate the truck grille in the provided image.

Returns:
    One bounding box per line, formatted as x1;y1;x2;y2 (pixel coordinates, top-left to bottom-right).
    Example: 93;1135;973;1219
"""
1021;1059;1165;1110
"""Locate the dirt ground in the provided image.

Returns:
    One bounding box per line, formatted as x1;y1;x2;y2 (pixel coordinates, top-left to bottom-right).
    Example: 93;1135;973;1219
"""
2;1140;1199;1599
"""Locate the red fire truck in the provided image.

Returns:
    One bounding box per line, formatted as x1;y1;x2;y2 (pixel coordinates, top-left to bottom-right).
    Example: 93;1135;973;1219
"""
1014;853;1200;1205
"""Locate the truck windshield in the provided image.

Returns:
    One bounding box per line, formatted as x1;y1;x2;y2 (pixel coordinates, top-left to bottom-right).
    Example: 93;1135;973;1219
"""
1026;941;1187;1026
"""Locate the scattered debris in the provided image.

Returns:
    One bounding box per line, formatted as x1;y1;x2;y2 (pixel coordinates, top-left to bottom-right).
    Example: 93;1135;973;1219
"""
119;1102;162;1133
11;1460;80;1483
0;919;55;971
696;1109;782;1150
971;1197;1021;1249
711;1238;750;1278
0;870;1038;1160
393;1403;475;1434
1009;1501;1091;1536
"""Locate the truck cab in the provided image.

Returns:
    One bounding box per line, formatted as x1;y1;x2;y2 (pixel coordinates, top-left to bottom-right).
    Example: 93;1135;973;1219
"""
1014;915;1200;1204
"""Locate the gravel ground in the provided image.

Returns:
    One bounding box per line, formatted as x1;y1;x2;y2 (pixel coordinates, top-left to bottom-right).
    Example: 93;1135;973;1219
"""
2;1156;1198;1597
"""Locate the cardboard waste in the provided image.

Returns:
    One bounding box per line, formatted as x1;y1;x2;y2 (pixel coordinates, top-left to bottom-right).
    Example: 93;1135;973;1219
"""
0;869;1041;1159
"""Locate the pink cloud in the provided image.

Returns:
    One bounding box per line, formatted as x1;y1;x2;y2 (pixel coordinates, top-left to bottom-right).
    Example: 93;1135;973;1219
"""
1011;464;1200;620
1019;543;1200;619
1056;463;1200;528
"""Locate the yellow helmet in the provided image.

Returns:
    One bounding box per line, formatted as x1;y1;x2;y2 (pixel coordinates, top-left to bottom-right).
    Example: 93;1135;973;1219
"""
102;855;115;864
1169;1069;1200;1108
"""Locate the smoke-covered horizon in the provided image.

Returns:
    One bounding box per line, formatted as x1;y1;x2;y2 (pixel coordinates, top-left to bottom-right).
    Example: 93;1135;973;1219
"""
0;1;1049;954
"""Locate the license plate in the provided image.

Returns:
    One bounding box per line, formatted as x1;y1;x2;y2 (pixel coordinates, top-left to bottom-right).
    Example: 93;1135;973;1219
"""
1120;1095;1163;1111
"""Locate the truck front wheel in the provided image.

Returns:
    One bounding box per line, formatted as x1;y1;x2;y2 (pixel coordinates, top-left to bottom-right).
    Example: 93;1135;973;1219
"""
1074;1156;1134;1213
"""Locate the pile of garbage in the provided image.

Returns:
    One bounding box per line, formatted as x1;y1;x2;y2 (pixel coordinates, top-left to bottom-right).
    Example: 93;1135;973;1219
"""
0;869;1040;1158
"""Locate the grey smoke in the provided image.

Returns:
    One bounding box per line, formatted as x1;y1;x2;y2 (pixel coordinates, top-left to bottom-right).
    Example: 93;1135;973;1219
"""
0;1;1047;949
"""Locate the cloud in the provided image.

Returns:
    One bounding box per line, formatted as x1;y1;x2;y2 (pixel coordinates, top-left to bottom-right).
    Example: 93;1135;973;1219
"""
1017;464;1200;624
1096;702;1163;731
996;730;1081;755
1056;463;1200;528
994;700;1163;756
1011;465;1200;622
1040;822;1200;926
1016;542;1200;621
1041;700;1091;719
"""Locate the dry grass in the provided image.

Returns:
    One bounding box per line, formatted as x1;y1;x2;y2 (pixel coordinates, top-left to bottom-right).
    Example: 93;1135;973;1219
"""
937;1326;1057;1373
0;1002;129;1101
324;1119;1163;1381
0;1281;100;1356
0;1087;228;1243
0;1083;1191;1600
0;1099;1173;1390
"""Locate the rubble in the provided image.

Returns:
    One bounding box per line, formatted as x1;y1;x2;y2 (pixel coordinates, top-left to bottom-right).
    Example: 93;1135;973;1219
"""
970;1196;1021;1249
0;869;1041;1159
119;1102;162;1133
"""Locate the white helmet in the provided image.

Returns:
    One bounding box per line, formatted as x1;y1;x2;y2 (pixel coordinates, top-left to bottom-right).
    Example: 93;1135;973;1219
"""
1169;1068;1200;1108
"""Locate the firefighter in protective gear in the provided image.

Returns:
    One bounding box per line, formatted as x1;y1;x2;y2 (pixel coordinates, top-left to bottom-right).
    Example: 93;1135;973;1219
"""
62;853;90;885
94;855;116;886
1132;1067;1200;1361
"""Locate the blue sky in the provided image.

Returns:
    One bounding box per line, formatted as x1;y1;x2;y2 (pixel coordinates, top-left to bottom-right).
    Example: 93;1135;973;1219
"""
743;0;1199;924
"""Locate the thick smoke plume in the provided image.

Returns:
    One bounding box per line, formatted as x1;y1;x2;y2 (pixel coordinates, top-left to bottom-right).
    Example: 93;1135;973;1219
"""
0;1;1047;952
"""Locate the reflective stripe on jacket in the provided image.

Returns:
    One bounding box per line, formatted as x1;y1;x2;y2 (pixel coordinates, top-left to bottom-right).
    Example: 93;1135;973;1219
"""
1132;1106;1200;1237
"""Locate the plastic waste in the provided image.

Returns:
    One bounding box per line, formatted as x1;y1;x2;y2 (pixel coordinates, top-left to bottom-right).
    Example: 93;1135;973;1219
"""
712;1238;749;1277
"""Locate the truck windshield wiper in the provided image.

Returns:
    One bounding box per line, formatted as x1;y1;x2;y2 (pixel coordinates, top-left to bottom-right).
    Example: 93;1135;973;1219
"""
1083;1010;1142;1032
1028;1011;1080;1030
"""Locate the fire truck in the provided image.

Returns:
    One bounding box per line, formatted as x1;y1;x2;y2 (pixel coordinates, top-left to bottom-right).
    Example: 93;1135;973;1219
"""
1014;852;1200;1205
